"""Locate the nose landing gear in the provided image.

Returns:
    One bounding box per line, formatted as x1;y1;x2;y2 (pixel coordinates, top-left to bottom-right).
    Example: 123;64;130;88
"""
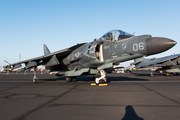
94;70;107;85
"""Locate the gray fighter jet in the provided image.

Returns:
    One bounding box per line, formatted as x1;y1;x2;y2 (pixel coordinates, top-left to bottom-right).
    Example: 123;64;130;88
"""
3;29;177;84
134;53;180;76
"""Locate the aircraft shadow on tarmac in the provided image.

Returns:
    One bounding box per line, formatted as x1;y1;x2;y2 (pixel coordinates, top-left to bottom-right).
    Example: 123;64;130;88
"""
121;105;144;120
38;75;148;82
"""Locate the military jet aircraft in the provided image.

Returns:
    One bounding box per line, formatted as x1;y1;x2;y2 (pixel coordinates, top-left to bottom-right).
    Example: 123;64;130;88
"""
3;29;177;84
133;53;180;76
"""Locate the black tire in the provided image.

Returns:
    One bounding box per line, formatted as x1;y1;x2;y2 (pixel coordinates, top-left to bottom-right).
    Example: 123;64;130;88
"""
92;76;95;81
71;77;76;82
99;79;104;84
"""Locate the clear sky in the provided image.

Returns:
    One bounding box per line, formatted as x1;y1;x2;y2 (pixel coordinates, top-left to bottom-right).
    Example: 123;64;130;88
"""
0;0;180;68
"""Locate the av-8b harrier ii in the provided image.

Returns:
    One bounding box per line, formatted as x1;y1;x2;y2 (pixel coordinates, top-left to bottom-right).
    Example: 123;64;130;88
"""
3;29;177;84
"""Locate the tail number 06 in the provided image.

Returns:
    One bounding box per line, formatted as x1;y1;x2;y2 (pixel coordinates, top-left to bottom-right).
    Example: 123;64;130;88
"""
133;42;144;51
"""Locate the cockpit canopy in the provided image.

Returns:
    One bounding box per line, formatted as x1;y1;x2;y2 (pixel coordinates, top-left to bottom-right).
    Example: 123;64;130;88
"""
100;29;133;41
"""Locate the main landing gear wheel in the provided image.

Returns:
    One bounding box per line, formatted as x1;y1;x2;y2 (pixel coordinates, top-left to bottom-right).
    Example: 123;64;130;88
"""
66;77;76;82
71;77;76;82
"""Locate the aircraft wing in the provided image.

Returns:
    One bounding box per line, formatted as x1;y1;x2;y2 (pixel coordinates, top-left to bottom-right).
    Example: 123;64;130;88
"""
137;54;180;68
4;43;86;69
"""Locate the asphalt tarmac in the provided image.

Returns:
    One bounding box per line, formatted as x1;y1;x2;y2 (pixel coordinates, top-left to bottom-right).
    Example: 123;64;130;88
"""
0;71;180;120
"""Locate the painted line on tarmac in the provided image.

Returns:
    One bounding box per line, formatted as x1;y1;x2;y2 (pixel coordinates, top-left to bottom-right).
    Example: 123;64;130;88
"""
99;83;108;86
91;83;96;85
90;83;108;86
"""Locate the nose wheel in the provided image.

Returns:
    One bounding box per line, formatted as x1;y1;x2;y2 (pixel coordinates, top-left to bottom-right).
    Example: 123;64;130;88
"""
95;78;104;85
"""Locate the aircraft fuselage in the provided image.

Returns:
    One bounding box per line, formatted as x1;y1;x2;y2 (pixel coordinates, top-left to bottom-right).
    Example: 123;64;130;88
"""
63;34;176;73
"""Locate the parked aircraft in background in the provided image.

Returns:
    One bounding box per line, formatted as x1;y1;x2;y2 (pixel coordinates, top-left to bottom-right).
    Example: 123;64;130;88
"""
0;68;4;73
3;29;177;84
131;57;156;66
3;54;24;72
133;53;180;76
130;57;161;72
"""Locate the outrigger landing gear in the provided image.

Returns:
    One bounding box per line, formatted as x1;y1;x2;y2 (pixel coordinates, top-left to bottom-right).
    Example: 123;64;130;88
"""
150;71;153;77
149;69;154;77
33;67;37;83
33;76;37;83
95;70;107;85
66;76;76;82
7;70;9;75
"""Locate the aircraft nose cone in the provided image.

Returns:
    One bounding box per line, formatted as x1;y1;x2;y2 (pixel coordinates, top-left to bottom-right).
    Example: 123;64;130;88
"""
146;37;177;55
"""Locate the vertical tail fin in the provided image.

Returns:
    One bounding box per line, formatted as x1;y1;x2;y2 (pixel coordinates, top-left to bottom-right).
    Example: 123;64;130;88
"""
44;44;51;56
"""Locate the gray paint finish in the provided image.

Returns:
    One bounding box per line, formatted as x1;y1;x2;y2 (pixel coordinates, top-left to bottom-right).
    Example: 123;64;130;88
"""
3;29;177;77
